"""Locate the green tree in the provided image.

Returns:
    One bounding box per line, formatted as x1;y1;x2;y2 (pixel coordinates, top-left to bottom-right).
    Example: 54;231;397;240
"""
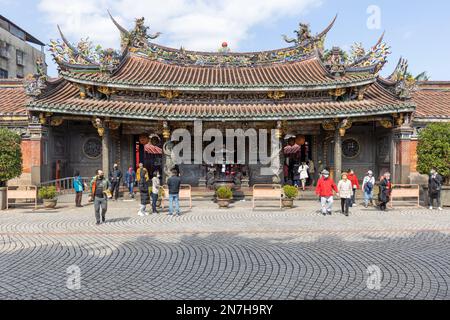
0;128;23;187
417;123;450;184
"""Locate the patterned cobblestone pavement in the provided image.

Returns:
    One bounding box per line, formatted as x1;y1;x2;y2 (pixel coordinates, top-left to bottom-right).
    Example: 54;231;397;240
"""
0;199;449;300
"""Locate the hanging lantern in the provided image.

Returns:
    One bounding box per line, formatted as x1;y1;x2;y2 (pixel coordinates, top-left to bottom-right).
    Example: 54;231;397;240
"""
139;134;150;145
275;129;282;139
295;135;306;146
162;121;170;140
339;127;346;137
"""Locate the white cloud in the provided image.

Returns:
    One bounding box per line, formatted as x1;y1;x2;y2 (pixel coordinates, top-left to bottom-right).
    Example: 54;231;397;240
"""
37;0;322;51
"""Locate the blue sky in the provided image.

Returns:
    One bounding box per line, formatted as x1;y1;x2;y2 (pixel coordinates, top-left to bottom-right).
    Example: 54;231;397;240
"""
2;0;450;80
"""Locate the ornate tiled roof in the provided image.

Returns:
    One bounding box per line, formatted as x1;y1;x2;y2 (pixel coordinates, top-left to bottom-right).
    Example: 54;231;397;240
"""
412;82;450;121
28;80;414;121
60;54;376;91
50;14;390;90
0;79;29;116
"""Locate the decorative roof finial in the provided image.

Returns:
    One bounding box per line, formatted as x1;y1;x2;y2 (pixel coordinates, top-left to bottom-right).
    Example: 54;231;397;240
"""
282;14;337;48
218;42;230;53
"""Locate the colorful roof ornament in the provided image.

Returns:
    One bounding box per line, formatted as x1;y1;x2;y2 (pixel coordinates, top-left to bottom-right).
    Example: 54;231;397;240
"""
48;25;121;72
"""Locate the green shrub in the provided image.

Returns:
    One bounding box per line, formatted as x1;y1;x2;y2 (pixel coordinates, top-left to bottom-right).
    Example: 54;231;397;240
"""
38;186;57;200
417;123;450;184
283;185;299;199
0;128;23;187
216;186;233;199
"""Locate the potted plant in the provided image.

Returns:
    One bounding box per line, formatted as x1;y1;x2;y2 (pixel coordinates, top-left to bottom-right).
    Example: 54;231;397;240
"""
216;186;233;208
38;186;58;209
282;185;299;208
0;129;23;210
417;123;450;206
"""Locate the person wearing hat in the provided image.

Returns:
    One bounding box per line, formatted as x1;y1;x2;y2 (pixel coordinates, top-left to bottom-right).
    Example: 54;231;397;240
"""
362;170;376;208
315;169;338;215
337;172;353;216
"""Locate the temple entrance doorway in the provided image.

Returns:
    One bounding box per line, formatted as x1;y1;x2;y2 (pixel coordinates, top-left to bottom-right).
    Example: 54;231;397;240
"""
283;134;313;186
134;133;163;176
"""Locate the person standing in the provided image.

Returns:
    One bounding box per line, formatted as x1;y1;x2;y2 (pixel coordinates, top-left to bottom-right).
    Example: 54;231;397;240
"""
315;170;338;216
298;162;309;191
378;172;392;211
428;168;443;211
109;163;122;201
89;170;110;225
151;171;161;214
347;169;360;207
308;160;315;186
167;168;181;216
73;170;85;207
137;166;150;216
337;172;353;217
362;170;376;208
125;166;136;199
292;163;300;187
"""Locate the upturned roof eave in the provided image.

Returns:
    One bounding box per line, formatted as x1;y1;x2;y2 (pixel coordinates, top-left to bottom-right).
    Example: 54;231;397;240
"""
26;101;416;122
58;73;377;93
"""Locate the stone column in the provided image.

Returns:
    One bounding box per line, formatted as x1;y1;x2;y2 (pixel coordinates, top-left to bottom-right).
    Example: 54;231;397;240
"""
392;125;414;184
162;121;172;184
334;127;342;183
102;127;110;175
28;123;45;185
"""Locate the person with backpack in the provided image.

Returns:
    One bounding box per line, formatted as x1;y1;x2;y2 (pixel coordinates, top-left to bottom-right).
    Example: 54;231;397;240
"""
428;168;443;211
362;170;376;208
73;170;86;207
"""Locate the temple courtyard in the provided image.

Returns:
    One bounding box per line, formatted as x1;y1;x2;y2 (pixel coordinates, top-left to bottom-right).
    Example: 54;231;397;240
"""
0;198;449;300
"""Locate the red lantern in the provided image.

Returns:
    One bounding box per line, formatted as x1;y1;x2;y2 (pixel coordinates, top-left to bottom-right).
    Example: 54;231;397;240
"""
295;135;306;146
139;134;150;145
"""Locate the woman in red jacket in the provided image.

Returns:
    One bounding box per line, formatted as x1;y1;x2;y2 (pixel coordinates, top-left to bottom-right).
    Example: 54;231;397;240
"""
347;169;360;207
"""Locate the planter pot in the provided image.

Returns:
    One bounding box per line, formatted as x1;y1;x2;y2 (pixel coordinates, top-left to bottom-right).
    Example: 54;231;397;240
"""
424;185;450;207
217;198;231;209
43;199;57;209
282;198;294;208
0;187;6;210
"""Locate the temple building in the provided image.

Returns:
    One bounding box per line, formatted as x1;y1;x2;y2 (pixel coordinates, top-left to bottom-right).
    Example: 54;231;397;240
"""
1;15;449;188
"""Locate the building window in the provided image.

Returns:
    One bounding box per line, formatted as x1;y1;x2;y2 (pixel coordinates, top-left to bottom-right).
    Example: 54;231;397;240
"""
342;138;361;159
16;50;24;66
0;40;10;59
83;138;102;159
0;68;8;78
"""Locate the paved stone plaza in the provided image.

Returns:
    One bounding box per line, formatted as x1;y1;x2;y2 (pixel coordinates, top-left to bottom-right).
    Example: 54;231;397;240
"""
0;198;449;300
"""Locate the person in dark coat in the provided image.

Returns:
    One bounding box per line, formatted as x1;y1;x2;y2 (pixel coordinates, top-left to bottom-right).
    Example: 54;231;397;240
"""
137;168;149;216
109;163;122;201
378;172;392;211
428;168;443;211
167;168;181;216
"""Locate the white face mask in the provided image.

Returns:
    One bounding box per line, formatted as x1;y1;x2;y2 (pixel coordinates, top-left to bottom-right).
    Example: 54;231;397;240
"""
323;175;329;179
